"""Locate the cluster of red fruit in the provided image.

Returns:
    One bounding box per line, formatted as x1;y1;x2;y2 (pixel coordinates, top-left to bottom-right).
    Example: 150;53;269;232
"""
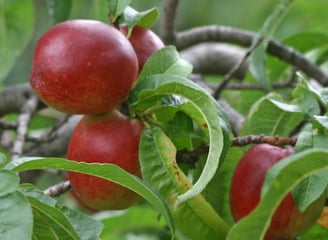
30;19;164;210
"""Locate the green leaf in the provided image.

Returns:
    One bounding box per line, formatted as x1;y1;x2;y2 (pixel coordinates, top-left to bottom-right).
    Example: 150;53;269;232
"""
46;0;72;25
140;127;229;239
241;93;304;136
107;0;131;21
0;0;34;82
313;115;328;130
6;157;175;237
0;152;8;168
292;170;328;212
136;46;193;84
292;121;328;212
100;205;170;239
249;0;295;90
129;74;225;203
301;223;328;239
0;169;19;197
19;184;103;240
0;191;33;240
61;206;103;240
201;147;244;226
293;82;321;118
123;6;159;34
283;32;328;53
28;196;81;239
227;149;328;240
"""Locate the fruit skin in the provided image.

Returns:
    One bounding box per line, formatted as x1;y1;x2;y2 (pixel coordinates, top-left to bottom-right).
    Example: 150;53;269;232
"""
30;20;138;114
230;144;326;240
67;110;143;210
120;25;164;72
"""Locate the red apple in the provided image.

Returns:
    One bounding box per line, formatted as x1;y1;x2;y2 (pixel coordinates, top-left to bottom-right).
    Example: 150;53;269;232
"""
30;20;138;114
230;144;326;240
120;24;164;72
67;110;143;210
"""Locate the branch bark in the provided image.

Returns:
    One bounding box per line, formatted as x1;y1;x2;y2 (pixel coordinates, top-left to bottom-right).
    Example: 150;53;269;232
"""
160;0;179;45
176;25;328;85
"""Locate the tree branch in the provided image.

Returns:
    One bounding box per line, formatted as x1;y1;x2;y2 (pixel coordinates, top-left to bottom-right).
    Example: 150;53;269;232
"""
160;0;179;45
12;95;39;160
176;25;328;85
180;43;248;79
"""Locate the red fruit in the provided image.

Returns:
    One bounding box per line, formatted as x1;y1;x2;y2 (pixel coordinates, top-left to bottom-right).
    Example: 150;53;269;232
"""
30;20;138;114
230;144;326;240
120;25;164;72
67;110;143;210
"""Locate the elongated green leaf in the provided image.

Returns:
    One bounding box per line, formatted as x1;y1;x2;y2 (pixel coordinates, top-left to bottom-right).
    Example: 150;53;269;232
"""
292;122;328;212
46;0;72;25
136;46;193;84
227;149;328;240
6;157;175;237
249;0;295;90
140;127;229;239
0;191;33;240
28;196;81;239
0;0;34;82
19;184;103;240
61;206;103;240
0;169;19;197
129;74;224;203
241;93;304;135
124;6;159;31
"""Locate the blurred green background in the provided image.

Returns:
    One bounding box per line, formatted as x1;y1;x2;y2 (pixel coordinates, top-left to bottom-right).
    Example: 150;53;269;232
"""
3;0;328;86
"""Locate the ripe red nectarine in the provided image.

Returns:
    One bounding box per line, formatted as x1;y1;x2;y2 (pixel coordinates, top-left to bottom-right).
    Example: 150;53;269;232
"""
67;110;143;210
230;144;326;240
30;20;138;114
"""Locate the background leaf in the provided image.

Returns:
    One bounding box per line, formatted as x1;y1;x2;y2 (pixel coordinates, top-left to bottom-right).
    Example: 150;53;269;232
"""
46;0;73;25
0;0;34;82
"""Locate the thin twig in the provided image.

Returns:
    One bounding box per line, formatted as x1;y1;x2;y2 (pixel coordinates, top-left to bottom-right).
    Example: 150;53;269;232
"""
43;180;71;197
213;36;264;98
225;81;296;90
176;134;297;166
25;114;72;145
231;134;297;147
11;95;39;160
160;0;179;45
